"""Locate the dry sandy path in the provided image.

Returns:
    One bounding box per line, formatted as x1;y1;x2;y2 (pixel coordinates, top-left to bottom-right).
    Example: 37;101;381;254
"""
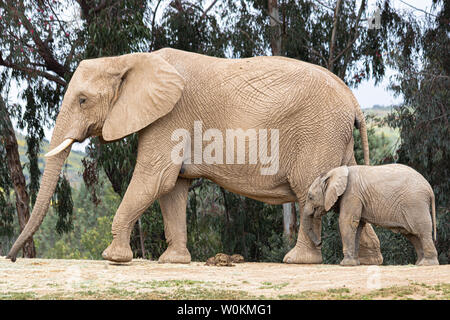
0;257;449;299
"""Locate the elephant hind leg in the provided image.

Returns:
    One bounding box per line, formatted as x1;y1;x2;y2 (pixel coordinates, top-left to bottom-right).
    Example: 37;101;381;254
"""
158;178;192;264
417;234;439;266
358;224;383;265
405;234;424;265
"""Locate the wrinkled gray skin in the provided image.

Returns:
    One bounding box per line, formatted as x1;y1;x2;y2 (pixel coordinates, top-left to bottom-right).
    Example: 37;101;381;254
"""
303;164;439;266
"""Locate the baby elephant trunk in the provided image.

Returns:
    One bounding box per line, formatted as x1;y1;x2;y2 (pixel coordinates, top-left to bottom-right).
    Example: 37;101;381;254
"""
302;210;322;247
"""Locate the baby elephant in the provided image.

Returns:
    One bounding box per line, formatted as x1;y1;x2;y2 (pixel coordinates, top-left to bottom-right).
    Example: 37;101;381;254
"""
302;164;438;266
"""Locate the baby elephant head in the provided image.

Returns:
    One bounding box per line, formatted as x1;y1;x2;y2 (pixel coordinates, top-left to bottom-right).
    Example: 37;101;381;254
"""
302;166;349;247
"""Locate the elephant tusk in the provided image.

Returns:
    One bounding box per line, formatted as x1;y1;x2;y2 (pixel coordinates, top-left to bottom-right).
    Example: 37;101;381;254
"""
45;138;74;157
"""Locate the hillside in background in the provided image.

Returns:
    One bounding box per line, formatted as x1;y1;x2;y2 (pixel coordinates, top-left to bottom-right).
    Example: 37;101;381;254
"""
363;105;400;152
16;131;84;187
362;104;395;117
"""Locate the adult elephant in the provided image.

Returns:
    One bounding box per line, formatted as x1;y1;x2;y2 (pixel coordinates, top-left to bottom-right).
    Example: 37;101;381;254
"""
7;48;382;265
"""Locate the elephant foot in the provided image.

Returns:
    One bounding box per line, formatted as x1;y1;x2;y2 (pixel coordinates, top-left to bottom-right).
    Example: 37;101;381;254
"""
102;241;133;263
283;244;322;264
416;258;439;266
158;246;191;264
358;246;383;265
340;257;360;266
358;225;383;265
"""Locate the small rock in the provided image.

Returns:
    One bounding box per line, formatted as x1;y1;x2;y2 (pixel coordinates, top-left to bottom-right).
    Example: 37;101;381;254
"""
230;254;245;263
205;253;245;267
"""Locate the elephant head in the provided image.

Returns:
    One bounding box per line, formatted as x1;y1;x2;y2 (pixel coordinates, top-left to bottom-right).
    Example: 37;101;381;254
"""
301;166;349;247
7;52;185;261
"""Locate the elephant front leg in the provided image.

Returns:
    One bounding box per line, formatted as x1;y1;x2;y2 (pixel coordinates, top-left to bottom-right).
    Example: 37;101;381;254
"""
103;166;177;263
345;157;383;265
339;209;362;267
283;201;323;264
158;178;192;264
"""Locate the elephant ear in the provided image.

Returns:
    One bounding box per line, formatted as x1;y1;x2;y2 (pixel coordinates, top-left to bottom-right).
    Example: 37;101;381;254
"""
321;166;349;211
102;53;185;141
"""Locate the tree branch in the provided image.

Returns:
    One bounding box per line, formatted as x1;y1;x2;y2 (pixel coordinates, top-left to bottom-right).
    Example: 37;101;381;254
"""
398;0;438;17
200;0;220;21
7;1;69;79
45;0;74;47
337;0;366;79
313;0;334;11
0;55;67;86
327;0;342;72
150;0;163;51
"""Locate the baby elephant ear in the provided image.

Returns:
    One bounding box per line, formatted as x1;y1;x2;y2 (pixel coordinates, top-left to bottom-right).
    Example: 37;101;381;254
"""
102;52;185;141
322;166;349;211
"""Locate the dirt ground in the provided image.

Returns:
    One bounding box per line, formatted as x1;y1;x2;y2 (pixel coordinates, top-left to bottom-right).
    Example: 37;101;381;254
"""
0;257;449;299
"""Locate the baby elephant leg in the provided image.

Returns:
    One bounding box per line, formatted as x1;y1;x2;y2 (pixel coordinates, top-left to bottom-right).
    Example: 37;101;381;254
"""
339;197;363;266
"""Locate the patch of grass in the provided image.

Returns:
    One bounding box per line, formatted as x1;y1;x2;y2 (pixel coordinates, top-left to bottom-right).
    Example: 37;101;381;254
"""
355;283;450;300
8;288;255;300
278;282;450;300
2;281;448;300
361;286;415;299
327;287;350;294
259;282;289;290
167;287;253;300
0;292;36;300
46;283;59;287
279;291;328;300
129;279;213;289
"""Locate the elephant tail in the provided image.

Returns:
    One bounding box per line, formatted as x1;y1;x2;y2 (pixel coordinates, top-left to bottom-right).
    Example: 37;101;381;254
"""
431;191;437;242
355;108;370;165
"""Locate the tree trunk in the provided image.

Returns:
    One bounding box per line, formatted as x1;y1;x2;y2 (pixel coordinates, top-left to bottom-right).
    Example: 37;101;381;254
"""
327;0;342;72
138;218;146;259
0;97;36;258
268;0;281;56
282;203;297;239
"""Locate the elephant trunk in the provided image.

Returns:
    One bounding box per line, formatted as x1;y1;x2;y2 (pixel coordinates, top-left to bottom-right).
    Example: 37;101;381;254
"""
6;110;73;262
301;207;322;247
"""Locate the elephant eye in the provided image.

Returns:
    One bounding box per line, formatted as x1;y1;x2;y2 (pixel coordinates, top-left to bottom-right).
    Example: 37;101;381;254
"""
79;97;87;106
